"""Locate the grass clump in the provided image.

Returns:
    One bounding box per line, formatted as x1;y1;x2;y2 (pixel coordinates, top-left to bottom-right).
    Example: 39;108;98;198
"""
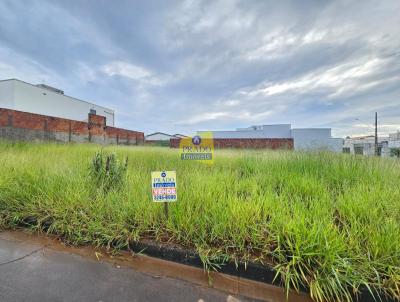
0;142;399;301
89;150;128;193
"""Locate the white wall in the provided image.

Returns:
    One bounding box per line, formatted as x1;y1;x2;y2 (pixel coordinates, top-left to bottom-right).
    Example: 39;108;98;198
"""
389;140;400;148
294;137;343;152
0;79;114;126
344;137;392;156
291;128;331;140
261;124;292;138
0;80;15;109
389;132;400;141
199;124;292;139
291;128;342;152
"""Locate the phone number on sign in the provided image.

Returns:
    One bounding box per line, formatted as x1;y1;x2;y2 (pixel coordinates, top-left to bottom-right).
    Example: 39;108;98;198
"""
154;195;176;201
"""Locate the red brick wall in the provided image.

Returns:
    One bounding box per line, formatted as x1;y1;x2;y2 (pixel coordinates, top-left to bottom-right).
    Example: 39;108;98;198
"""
0;108;89;134
169;138;181;148
11;110;47;130
0;107;143;145
105;126;144;143
88;113;106;137
170;137;293;149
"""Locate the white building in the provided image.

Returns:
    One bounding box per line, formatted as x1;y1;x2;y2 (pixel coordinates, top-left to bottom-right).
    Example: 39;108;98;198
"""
344;133;400;157
343;136;388;156
198;124;343;152
0;79;115;126
145;132;177;141
173;134;189;139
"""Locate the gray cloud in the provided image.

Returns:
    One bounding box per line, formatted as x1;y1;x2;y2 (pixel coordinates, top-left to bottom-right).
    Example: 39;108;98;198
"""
0;0;399;136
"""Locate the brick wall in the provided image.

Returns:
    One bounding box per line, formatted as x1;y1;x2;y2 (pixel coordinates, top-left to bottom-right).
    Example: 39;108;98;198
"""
0;107;144;145
170;137;293;149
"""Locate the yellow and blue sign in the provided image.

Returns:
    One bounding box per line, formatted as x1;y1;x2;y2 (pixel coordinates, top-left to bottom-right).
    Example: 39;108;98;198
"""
179;132;214;164
151;171;177;202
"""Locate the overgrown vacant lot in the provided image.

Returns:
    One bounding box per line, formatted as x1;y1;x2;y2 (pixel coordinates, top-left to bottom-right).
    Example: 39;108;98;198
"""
0;142;399;301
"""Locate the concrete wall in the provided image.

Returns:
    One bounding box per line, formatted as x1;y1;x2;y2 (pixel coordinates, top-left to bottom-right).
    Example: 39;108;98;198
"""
356;142;390;156
291;128;331;140
236;124;292;137
343;137;396;157
0;80;14;109
389;132;400;141
381;142;391;157
294;137;343;152
389;140;400;148
0;79;115;126
291;128;342;152
0;108;144;145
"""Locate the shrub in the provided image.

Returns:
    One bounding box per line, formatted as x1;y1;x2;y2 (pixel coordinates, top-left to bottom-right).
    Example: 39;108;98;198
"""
89;151;128;192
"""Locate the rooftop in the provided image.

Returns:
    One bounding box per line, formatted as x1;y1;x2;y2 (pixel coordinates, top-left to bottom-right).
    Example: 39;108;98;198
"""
0;78;114;113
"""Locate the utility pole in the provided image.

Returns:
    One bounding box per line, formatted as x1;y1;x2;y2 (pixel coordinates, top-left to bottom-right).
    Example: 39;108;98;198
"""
375;112;378;156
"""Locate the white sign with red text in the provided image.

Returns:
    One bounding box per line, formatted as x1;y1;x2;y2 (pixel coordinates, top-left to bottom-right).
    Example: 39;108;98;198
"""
151;171;177;202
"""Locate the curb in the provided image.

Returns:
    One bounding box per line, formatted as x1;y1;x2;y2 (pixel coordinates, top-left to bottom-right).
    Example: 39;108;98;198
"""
15;219;398;302
130;240;281;285
129;241;395;302
0;230;311;302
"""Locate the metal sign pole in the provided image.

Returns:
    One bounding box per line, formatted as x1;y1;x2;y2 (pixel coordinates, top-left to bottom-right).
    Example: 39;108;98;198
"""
375;112;378;156
164;202;169;220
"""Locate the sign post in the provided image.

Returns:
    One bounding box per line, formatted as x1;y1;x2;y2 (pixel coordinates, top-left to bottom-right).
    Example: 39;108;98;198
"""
151;171;177;220
164;202;169;220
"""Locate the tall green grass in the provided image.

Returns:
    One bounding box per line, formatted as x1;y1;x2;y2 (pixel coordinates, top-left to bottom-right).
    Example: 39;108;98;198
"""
0;142;399;301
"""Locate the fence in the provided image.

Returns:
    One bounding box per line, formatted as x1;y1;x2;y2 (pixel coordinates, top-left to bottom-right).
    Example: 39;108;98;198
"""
0;108;144;145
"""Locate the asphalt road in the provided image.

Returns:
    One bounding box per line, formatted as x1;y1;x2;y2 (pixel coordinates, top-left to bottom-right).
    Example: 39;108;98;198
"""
0;234;254;302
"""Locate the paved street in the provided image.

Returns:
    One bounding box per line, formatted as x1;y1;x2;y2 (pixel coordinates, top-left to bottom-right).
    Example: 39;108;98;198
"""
0;233;253;302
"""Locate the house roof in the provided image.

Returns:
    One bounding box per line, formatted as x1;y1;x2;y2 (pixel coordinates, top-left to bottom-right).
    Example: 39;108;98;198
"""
173;133;189;138
145;132;175;138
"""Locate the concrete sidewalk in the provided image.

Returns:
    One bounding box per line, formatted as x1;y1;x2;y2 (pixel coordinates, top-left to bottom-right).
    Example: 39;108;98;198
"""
0;232;254;302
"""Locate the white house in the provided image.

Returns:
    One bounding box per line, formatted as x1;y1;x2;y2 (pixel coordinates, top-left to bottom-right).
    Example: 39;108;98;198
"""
173;134;189;139
198;124;343;152
0;79;115;126
344;133;400;157
145;132;177;141
343;136;388;156
145;132;184;146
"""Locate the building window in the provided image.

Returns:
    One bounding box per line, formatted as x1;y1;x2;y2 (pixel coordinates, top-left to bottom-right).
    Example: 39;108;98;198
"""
343;147;350;154
90;109;96;115
354;146;364;155
390;148;400;158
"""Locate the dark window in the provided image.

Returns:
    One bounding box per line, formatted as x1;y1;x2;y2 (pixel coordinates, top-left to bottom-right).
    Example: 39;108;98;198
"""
90;109;96;115
354;146;364;155
390;148;400;158
343;147;350;154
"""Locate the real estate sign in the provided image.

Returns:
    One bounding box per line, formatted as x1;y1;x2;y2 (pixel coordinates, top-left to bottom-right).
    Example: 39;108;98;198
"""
151;171;177;202
179;132;214;164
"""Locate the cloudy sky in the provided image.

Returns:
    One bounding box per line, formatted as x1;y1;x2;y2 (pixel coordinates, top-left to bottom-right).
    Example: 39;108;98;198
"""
0;0;399;137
